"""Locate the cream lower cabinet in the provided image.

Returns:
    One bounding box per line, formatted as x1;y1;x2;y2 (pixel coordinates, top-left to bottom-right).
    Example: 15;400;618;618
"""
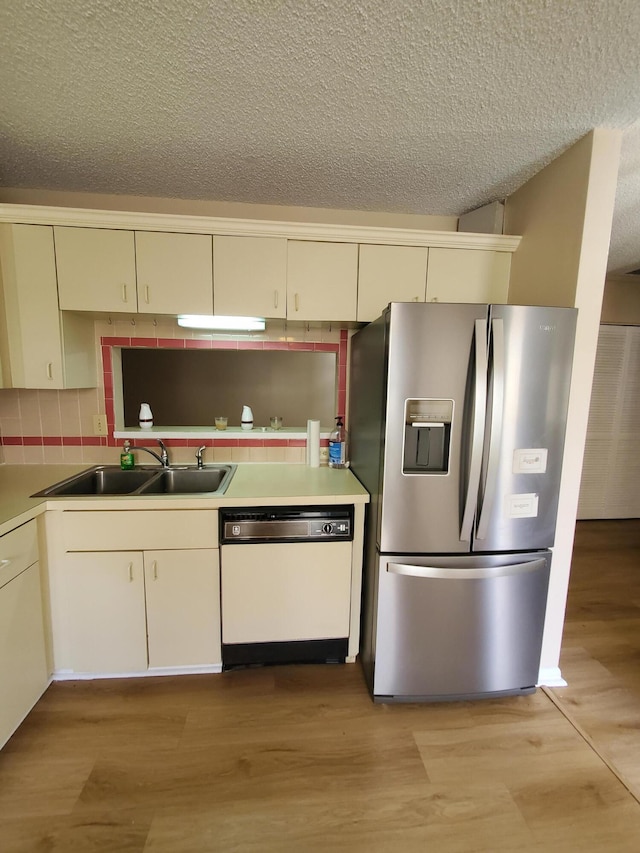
0;520;49;749
57;549;220;675
144;549;220;668
48;509;221;677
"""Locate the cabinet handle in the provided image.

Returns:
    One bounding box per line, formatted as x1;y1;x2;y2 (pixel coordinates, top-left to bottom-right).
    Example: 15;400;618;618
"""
46;362;53;380
274;290;278;309
122;284;128;303
144;285;150;304
153;560;158;580
295;292;299;312
128;562;134;582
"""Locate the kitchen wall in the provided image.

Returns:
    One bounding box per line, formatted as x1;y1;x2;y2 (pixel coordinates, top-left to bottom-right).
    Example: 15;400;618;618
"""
0;187;458;233
505;127;623;682
0;316;347;465
601;275;640;324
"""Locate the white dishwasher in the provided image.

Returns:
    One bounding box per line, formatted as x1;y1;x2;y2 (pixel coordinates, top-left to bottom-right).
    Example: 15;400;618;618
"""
219;506;353;668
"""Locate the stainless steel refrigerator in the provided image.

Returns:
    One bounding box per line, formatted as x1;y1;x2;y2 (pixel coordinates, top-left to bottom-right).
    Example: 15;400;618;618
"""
349;302;577;702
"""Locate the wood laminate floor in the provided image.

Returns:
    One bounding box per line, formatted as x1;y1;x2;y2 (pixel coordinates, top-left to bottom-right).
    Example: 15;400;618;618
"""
1;520;639;852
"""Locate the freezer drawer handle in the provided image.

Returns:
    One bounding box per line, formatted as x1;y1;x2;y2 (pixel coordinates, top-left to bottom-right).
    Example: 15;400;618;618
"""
460;318;488;542
387;558;547;580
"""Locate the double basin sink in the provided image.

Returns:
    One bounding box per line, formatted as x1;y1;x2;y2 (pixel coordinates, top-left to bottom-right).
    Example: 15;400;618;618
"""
32;464;237;498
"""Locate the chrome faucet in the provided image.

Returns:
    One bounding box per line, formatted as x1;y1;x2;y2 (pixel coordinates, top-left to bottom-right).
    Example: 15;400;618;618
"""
123;439;170;467
196;445;206;469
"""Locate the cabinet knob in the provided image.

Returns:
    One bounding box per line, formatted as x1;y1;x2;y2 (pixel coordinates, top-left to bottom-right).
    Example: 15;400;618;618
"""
144;285;150;305
46;362;54;380
294;293;299;312
274;290;279;309
128;562;134;582
153;560;158;580
121;284;128;303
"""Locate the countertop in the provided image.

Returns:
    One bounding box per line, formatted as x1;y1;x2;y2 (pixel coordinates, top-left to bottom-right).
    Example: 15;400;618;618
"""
0;463;369;536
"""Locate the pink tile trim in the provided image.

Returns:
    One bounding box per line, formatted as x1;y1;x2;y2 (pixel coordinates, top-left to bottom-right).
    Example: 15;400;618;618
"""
186;339;213;349
157;338;185;349
43;436;63;446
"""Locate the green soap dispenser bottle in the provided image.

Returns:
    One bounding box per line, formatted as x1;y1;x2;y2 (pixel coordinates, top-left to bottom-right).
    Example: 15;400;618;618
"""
120;440;135;470
328;416;349;469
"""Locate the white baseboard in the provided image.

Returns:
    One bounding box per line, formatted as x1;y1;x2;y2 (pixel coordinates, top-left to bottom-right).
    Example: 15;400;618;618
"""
52;664;222;681
537;666;567;687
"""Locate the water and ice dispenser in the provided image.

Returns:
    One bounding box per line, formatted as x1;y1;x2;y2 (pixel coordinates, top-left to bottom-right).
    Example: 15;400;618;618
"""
402;398;453;475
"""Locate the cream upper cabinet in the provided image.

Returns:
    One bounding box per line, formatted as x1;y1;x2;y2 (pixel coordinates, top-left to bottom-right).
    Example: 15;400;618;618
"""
55;226;137;312
287;241;358;321
144;549;221;668
135;231;213;315
357;244;428;322
213;235;287;318
426;248;511;304
0;224;96;389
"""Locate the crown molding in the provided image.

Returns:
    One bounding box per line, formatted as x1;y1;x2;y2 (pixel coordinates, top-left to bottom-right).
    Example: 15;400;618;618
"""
0;204;521;252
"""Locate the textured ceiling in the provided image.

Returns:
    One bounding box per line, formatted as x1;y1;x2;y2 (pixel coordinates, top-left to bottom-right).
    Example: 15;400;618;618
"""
1;0;640;272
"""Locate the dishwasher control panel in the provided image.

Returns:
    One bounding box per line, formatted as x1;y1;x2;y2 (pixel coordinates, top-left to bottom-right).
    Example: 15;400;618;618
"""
220;505;353;543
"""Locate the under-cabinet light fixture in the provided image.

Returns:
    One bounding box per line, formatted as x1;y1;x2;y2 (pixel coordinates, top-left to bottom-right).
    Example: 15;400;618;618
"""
177;315;266;331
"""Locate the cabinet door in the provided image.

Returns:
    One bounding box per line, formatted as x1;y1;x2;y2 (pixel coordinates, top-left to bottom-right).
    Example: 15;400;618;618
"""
357;244;428;322
135;232;213;315
0;563;49;749
221;541;352;643
54;226;137;312
57;552;147;674
287;241;358;321
426;248;511;304
144;549;220;668
213;235;287;318
0;225;96;389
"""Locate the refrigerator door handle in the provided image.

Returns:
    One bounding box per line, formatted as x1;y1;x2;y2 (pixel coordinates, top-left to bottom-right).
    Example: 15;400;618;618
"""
476;317;505;540
460;318;488;542
387;558;547;580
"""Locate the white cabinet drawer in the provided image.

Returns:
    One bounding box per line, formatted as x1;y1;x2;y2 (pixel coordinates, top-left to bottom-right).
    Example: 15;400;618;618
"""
62;510;218;552
0;520;38;589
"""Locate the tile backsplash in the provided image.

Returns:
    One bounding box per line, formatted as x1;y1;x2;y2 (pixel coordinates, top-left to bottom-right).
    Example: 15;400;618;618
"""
0;317;348;465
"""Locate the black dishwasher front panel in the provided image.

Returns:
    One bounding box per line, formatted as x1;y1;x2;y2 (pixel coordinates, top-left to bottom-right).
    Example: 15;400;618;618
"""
220;505;353;544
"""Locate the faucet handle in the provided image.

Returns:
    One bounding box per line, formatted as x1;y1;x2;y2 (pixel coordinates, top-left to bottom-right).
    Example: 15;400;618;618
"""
156;439;169;467
196;445;206;468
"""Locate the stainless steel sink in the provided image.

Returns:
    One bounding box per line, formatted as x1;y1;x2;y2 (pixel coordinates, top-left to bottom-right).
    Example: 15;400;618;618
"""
136;466;235;495
31;464;236;497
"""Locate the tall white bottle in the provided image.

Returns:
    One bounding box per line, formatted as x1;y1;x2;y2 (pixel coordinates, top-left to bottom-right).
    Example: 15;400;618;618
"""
241;405;254;430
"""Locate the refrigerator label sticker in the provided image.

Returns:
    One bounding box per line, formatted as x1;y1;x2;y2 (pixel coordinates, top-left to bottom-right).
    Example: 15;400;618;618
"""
506;493;539;518
513;448;548;474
